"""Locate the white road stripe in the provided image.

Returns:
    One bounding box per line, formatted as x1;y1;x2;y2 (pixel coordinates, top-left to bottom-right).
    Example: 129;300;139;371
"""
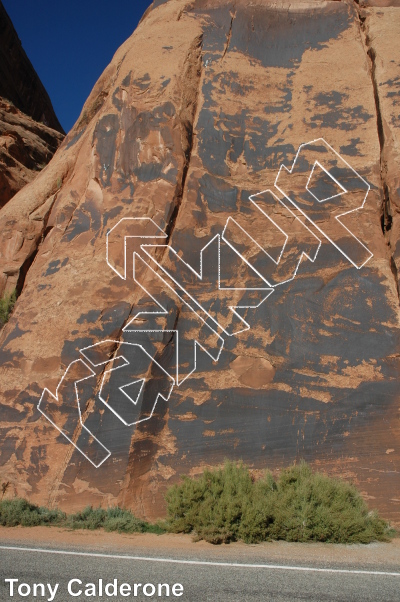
0;545;399;577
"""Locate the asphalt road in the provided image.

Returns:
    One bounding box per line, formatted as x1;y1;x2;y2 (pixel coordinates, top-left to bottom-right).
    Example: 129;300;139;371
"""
0;542;399;602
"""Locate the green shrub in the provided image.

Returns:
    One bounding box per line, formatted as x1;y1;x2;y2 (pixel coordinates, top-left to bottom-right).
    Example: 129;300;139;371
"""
103;507;164;534
0;498;65;527
66;505;165;534
0;290;17;328
1;463;391;545
266;463;389;544
166;462;256;544
66;506;107;530
0;498;163;535
165;461;392;544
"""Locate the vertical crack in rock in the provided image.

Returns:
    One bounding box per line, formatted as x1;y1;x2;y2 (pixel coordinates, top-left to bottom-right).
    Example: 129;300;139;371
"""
0;153;72;300
88;35;204;415
15;190;60;297
365;42;392;236
47;331;126;507
55;39;205;488
46;322;129;506
45;55;131;502
222;10;236;60
15;248;39;297
119;305;182;509
113;37;205;503
354;2;398;300
390;256;400;299
164;34;203;249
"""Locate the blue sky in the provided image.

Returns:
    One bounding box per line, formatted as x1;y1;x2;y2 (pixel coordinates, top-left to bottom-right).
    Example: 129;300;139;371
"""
3;0;153;133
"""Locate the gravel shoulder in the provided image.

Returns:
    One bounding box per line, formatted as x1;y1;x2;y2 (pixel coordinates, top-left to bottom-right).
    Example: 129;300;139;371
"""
0;526;399;572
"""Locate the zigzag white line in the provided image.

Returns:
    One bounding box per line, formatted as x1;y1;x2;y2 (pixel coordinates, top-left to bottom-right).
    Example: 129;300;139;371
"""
124;252;225;384
222;189;322;288
106;217;167;280
38;138;374;467
37;359;111;468
274;137;373;269
305;160;348;203
141;235;273;337
80;339;175;427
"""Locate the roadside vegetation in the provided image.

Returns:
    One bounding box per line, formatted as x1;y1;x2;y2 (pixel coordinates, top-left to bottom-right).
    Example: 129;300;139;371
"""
0;498;163;534
0;462;393;544
165;461;393;544
0;289;16;328
65;506;164;534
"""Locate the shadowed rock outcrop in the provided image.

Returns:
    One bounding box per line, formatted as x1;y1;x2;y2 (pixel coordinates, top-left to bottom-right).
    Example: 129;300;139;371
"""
0;99;64;209
0;2;64;207
0;1;63;131
0;0;399;525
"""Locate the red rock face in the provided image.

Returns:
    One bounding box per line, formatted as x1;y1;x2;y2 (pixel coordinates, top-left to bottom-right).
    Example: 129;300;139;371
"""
0;100;64;208
0;0;399;524
0;2;64;207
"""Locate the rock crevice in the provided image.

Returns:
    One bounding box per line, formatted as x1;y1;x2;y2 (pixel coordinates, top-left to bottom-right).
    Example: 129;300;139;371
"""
222;9;236;60
165;34;204;248
354;1;398;300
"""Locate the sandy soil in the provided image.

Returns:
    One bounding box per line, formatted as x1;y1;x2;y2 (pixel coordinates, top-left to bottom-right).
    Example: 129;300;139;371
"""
0;526;399;569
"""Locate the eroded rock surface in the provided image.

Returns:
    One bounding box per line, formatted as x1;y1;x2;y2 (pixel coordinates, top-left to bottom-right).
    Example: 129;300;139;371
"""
0;99;64;208
0;0;399;524
0;2;64;207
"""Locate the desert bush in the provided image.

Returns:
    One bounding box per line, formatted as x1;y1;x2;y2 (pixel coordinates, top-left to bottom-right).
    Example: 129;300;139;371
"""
66;506;164;534
103;507;164;534
165;461;391;544
0;498;65;527
1;463;391;544
266;463;389;544
0;498;162;534
166;462;255;544
0;290;16;328
65;506;107;530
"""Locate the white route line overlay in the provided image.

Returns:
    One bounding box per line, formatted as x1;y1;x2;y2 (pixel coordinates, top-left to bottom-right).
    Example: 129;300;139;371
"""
1;546;399;577
38;138;375;467
275;137;373;269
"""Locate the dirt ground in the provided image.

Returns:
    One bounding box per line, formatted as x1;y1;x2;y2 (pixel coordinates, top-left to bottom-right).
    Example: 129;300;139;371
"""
0;526;399;569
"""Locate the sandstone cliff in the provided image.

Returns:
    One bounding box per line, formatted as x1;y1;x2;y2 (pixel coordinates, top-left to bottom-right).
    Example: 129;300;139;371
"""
0;0;399;524
0;1;64;207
